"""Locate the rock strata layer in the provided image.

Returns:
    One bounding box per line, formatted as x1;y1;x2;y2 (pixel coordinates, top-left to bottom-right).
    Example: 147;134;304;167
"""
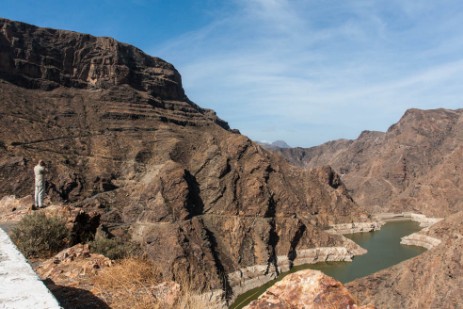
0;18;369;305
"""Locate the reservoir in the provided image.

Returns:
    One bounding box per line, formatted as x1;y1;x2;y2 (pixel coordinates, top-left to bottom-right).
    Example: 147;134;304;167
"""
230;220;426;308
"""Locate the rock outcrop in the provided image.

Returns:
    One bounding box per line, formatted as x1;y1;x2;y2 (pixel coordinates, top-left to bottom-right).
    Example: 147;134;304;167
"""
0;18;368;305
347;211;463;308
276;108;463;217
244;269;375;309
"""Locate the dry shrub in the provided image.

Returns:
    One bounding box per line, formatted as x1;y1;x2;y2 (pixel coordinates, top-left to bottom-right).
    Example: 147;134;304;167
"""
11;212;69;258
92;258;207;309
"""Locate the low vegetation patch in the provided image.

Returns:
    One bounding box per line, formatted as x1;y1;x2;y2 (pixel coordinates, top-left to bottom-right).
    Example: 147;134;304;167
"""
11;212;69;258
89;235;141;260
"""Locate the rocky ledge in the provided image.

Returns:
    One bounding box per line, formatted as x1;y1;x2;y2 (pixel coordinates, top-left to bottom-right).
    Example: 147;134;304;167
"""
244;269;375;309
400;232;441;250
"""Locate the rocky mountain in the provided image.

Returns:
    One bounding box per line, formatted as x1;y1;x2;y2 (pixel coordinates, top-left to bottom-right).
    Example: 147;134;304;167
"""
271;108;463;307
0;18;368;306
276;108;463;217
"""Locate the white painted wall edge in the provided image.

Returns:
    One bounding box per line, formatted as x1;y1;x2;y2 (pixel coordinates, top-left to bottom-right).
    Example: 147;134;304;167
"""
0;227;61;309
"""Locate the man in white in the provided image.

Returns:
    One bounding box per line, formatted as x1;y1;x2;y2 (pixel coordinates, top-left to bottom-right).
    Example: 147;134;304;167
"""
34;160;47;208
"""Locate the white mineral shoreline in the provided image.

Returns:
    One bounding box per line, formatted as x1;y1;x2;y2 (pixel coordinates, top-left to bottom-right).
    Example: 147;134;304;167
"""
372;212;443;228
400;233;441;250
373;212;443;250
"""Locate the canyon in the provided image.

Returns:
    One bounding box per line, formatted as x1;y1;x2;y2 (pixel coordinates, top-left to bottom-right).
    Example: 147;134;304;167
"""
2;17;463;309
0;18;370;307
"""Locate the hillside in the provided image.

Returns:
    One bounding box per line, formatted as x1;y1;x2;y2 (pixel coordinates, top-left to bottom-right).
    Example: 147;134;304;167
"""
277;108;463;217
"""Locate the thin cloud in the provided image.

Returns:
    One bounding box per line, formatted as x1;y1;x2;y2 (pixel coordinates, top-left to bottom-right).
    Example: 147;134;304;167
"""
152;0;463;147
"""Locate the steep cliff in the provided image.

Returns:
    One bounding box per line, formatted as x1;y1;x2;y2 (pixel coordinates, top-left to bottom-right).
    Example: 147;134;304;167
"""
0;18;368;304
276;108;463;217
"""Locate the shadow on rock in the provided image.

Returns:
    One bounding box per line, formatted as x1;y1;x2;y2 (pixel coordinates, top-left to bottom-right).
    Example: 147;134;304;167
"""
44;279;110;309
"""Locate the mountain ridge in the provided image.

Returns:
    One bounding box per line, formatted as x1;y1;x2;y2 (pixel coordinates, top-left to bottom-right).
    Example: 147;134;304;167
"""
276;107;463;216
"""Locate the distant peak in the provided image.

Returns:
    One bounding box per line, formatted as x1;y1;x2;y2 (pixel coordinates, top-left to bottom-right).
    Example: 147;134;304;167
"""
257;140;291;149
271;140;291;148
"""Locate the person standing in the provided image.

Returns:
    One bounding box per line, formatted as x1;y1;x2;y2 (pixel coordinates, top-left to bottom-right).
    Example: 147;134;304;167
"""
34;160;47;208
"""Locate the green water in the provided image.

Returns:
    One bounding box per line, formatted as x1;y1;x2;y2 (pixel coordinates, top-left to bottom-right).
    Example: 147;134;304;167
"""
230;220;426;309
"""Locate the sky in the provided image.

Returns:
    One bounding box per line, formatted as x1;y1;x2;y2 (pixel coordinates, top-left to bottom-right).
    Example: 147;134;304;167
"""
2;0;463;147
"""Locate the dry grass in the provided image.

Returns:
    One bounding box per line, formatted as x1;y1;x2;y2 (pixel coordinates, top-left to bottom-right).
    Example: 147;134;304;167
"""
92;258;206;309
92;258;163;309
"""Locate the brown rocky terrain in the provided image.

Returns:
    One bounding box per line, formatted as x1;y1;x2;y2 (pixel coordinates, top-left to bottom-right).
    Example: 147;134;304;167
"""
0;18;369;306
347;211;463;308
276;108;463;217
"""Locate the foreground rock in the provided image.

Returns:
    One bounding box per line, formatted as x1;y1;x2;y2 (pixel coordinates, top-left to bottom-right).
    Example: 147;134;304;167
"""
0;18;369;305
244;269;375;309
276;108;463;217
347;211;463;308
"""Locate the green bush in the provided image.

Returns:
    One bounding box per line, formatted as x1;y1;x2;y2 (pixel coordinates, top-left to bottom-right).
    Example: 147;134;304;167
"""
11;212;69;258
89;236;140;260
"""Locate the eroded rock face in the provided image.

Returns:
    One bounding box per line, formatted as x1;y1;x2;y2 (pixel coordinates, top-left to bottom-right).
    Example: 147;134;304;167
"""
347;211;463;308
244;269;375;309
0;18;183;97
0;18;368;301
276;108;463;217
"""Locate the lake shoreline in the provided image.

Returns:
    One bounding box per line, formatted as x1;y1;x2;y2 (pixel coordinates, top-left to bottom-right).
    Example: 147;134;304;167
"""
228;215;441;309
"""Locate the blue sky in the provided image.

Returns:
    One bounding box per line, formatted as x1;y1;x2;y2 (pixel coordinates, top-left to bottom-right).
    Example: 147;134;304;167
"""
3;1;463;147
